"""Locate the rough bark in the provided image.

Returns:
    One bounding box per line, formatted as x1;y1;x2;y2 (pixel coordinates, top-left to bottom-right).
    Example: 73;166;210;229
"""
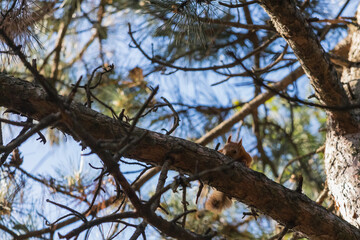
324;5;360;228
256;0;360;229
1;75;360;239
258;0;356;133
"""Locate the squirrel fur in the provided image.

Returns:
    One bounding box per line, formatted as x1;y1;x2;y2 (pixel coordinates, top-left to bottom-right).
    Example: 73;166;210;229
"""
205;136;252;213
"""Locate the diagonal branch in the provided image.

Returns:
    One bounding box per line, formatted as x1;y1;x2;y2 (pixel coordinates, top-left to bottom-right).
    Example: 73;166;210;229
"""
196;67;304;145
258;0;356;132
1;74;360;239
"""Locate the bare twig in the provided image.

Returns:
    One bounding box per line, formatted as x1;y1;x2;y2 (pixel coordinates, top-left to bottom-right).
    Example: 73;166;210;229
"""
172;210;197;224
46;199;88;223
161;97;180;135
316;183;329;205
58;212;138;239
196;67;304;145
0;113;60;166
218;1;258;8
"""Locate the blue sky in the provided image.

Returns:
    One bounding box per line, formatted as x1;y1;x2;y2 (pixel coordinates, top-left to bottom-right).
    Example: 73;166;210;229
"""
2;0;360;238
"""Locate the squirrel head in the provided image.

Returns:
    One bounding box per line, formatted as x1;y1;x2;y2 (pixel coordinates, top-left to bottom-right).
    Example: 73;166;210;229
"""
218;135;245;159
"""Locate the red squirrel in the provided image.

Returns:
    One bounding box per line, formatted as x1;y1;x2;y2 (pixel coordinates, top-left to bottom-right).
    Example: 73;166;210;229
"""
205;136;252;213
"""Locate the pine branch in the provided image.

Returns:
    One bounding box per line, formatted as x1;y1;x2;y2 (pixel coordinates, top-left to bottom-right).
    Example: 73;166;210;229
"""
0;74;360;240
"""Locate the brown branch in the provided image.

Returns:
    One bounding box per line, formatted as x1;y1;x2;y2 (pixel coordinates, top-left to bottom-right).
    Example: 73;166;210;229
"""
50;5;77;82
60;32;97;71
0;223;18;238
277;145;325;184
196;67;304;145
0;113;60;166
16;192;125;240
132;167;161;191
43;83;210;239
258;0;356;133
128;23;276;72
17;177;152;240
130;158;171;240
172;209;197;224
218;1;258;8
160;97;180;135
1;74;360;239
0;118;33;127
307;17;360;28
14;166;88;202
196;16;272;31
59;212;139;239
316;183;329;205
329;53;360;68
46;199;88;224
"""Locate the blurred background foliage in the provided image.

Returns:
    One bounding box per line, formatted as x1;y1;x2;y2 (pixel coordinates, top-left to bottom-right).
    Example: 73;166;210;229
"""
0;0;352;239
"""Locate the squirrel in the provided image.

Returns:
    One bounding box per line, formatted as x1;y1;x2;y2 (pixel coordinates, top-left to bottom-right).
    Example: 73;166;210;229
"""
205;136;252;213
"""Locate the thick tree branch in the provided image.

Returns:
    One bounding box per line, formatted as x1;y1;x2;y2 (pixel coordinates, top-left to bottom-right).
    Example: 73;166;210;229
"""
258;0;357;132
1;74;360;239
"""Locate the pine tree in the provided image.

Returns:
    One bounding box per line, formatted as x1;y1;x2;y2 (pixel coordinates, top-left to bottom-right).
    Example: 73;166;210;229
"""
0;0;360;239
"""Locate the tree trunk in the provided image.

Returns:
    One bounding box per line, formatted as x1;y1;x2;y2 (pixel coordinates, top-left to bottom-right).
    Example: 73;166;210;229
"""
257;0;360;228
325;5;360;228
2;0;360;237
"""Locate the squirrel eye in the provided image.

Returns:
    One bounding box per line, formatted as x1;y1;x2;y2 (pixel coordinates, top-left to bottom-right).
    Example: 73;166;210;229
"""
231;150;237;154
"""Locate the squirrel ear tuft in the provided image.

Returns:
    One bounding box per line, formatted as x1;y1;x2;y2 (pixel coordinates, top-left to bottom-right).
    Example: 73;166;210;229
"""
238;138;243;145
227;135;232;143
